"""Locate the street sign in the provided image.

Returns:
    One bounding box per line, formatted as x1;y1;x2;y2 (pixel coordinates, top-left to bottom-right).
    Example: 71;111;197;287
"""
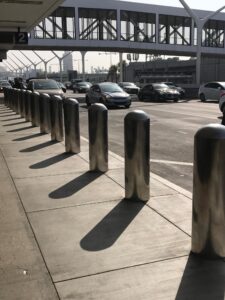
15;32;28;44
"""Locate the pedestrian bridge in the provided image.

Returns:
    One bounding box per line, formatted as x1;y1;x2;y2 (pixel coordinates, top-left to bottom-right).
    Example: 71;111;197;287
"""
20;0;225;57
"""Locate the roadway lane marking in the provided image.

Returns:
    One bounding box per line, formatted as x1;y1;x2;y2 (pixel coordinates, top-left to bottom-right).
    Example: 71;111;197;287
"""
150;159;193;166
141;106;219;120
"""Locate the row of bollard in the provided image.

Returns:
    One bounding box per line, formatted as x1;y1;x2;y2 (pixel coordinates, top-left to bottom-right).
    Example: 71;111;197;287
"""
3;87;150;203
4;87;225;260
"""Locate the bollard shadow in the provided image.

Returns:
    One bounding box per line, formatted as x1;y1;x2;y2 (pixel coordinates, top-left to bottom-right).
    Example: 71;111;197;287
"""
0;113;16;117
1;117;22;121
80;199;145;251
49;171;102;199
3;121;27;126
20;140;59;152
13;133;45;141
7;125;34;132
30;152;75;169
175;253;225;300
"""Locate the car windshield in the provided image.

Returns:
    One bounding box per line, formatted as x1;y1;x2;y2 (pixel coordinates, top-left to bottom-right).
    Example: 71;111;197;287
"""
34;80;59;90
1;82;11;86
78;82;89;86
121;82;134;86
153;83;168;89
100;84;123;93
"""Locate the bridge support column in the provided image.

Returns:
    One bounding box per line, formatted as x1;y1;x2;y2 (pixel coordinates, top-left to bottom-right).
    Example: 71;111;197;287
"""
119;52;123;82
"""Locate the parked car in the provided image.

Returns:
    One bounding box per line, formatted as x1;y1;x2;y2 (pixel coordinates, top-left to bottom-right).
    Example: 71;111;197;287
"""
118;82;140;95
26;79;65;97
198;81;225;102
86;82;131;108
219;92;225;112
138;83;180;102
161;82;185;99
0;80;12;92
57;82;67;93
73;81;92;93
71;79;83;91
63;81;72;89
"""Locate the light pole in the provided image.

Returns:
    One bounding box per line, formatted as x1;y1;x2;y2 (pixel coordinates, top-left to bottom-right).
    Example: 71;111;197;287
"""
19;51;41;77
33;51;55;79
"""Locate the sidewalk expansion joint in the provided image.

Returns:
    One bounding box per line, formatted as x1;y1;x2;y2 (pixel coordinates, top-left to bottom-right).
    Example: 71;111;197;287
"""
54;254;189;284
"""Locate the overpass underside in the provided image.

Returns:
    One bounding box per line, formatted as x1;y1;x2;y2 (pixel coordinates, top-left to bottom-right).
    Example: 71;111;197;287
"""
18;0;225;57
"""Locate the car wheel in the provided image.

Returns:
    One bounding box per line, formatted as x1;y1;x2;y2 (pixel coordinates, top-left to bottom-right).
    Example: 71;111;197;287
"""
200;93;206;102
174;98;179;102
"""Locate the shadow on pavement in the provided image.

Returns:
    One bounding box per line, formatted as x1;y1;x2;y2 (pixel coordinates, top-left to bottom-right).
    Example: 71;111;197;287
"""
7;125;34;132
175;253;225;300
3;121;27;126
30;152;75;169
20;140;59;152
0;113;17;117
80;199;145;251
13;133;45;141
1;117;23;122
49;171;102;199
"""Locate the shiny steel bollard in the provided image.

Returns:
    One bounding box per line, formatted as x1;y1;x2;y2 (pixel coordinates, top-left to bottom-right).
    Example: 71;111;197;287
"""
25;90;32;122
18;89;23;116
88;103;108;172
51;95;64;142
3;87;8;106
192;124;225;258
39;93;51;134
63;98;80;153
14;89;19;114
21;89;27;118
124;110;150;202
30;92;40;126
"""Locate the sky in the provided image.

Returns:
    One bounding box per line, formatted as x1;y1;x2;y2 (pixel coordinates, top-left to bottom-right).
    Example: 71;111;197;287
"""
1;0;225;76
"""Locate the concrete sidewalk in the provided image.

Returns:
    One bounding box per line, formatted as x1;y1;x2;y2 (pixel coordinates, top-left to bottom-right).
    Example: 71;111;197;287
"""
0;100;223;300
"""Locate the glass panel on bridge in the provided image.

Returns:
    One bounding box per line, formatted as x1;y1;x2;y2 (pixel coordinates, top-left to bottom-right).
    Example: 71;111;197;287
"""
34;7;75;39
159;14;191;45
79;8;117;40
202;19;225;48
120;10;156;43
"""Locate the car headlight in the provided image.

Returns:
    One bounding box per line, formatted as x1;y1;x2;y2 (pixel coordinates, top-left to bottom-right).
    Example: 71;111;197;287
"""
103;94;111;100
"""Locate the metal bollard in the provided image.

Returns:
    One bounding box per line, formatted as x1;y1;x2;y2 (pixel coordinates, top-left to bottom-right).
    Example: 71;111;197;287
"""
63;98;80;153
25;90;32;122
88;103;108;172
14;89;19;114
39;93;52;134
18;89;23;116
3;87;8;106
21;89;27;118
30;92;40;127
192;124;225;258
51;95;64;142
124;110;150;202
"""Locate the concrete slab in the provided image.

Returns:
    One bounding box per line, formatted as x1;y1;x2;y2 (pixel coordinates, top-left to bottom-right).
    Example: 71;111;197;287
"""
107;168;178;196
56;254;225;300
1;140;65;157
0;132;51;144
15;171;125;212
79;151;124;169
29;201;190;282
0;152;58;300
148;194;192;235
5;152;89;178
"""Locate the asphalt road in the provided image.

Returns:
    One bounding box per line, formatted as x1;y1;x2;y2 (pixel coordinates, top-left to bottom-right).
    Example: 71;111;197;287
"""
77;97;221;193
